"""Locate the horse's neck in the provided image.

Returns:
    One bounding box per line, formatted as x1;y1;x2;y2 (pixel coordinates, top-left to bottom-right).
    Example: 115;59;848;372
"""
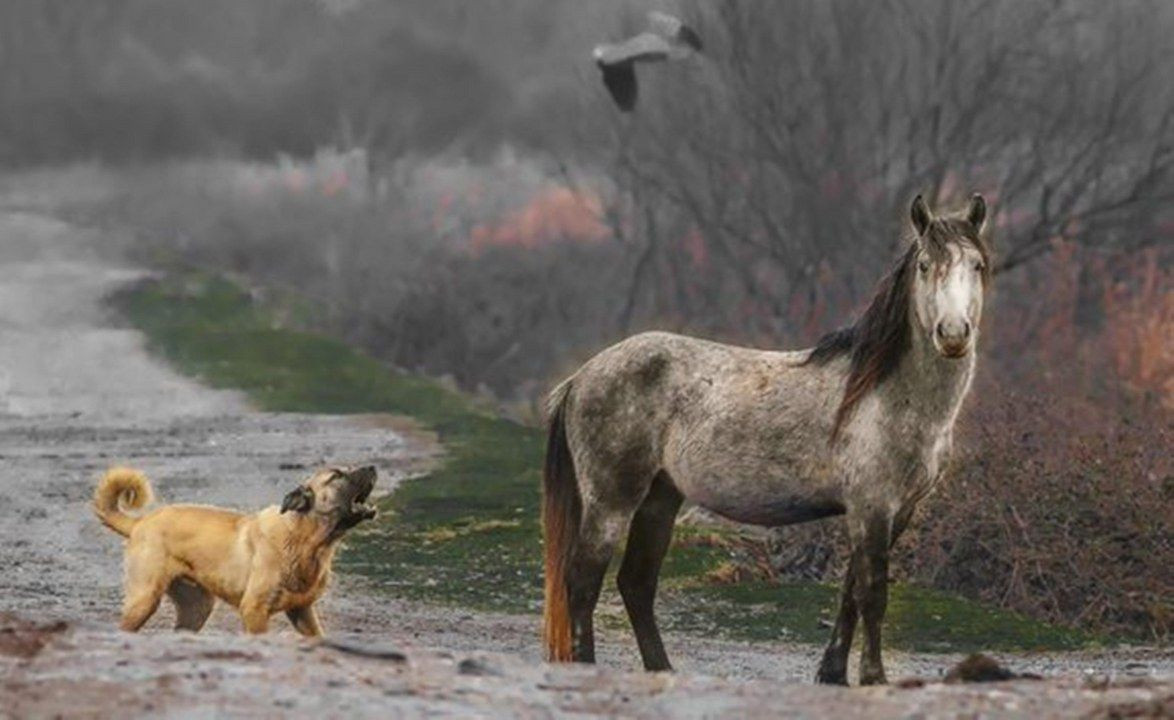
880;329;976;435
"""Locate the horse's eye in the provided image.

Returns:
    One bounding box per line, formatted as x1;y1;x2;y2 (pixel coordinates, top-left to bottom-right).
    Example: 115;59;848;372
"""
918;260;930;274
973;260;985;272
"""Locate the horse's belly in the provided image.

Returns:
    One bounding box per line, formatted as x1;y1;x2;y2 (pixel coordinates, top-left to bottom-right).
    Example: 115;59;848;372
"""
661;374;841;528
670;463;844;528
701;492;846;527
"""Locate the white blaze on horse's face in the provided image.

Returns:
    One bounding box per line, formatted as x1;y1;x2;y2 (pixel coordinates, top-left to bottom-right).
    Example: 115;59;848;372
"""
913;243;985;359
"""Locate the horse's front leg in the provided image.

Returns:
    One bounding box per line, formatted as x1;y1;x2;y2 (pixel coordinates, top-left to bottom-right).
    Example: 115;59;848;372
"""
815;553;859;685
851;510;893;685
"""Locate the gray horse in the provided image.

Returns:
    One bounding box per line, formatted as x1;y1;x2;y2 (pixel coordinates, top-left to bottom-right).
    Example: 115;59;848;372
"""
542;194;991;684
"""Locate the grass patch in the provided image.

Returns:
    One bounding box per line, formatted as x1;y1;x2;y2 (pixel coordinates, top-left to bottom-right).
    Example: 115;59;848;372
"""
114;273;545;612
665;581;1089;651
113;272;1098;651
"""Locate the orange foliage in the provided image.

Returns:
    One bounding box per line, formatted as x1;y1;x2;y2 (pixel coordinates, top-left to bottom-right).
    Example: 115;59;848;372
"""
1103;249;1174;407
469;187;608;252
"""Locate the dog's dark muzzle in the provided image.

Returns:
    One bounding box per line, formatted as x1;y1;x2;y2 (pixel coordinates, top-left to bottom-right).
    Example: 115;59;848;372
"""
341;466;378;527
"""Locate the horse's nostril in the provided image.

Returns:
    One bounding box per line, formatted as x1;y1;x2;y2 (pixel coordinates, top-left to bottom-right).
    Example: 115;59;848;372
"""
936;320;970;343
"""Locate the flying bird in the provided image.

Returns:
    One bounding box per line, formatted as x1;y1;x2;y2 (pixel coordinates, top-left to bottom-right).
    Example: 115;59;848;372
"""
592;11;704;112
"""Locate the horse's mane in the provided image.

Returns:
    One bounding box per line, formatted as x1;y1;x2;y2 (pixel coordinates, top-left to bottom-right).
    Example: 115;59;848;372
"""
806;216;991;441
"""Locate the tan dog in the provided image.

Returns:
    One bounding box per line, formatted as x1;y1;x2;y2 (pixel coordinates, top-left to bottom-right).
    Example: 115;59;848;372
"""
93;465;377;636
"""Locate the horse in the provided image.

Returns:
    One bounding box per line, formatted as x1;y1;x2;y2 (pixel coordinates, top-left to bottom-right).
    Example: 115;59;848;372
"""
541;194;991;685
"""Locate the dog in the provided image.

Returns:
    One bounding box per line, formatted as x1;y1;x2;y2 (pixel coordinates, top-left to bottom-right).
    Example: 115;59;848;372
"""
93;465;377;636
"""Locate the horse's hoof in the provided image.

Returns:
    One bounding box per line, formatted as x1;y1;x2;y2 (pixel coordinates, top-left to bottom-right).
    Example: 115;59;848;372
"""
859;671;888;686
815;668;849;686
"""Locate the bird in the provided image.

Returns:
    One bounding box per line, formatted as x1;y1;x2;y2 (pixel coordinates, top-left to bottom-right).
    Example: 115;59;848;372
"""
592;11;704;112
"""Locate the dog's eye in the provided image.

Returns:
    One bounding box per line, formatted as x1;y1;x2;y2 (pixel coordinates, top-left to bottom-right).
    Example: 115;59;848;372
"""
918;259;930;274
973;259;985;272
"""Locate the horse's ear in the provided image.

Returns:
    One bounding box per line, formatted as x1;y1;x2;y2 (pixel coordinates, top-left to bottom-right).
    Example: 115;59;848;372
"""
910;194;932;236
281;486;313;514
966;193;987;232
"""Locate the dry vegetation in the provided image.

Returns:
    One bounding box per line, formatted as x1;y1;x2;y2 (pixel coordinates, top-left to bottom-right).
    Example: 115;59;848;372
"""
3;0;1171;642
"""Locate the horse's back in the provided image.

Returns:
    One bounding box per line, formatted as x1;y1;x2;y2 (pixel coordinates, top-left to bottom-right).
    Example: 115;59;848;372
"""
564;330;778;427
565;329;826;419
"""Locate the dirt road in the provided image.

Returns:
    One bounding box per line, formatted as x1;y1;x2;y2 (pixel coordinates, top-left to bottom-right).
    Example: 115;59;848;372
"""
1;208;1169;718
0;210;435;629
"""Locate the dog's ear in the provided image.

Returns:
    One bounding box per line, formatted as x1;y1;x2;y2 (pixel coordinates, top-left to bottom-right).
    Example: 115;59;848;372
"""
281;486;313;514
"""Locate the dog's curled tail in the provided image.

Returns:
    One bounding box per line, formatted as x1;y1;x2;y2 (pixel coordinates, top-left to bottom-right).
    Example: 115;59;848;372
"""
542;377;579;663
94;467;154;537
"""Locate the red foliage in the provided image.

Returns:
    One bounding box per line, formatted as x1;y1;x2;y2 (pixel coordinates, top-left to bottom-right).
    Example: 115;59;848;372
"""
1102;249;1174;408
468;187;608;252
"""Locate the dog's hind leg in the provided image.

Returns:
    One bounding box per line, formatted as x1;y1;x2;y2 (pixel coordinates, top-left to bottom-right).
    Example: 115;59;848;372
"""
119;545;170;632
120;572;168;632
286;605;324;638
168;578;214;632
121;588;165;631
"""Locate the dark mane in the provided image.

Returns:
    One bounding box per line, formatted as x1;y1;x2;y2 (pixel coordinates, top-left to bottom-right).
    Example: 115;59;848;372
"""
805;216;990;441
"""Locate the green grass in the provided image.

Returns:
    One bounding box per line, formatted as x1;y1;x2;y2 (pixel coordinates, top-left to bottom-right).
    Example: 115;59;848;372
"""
662;581;1088;651
114;273;547;613
112;273;1096;652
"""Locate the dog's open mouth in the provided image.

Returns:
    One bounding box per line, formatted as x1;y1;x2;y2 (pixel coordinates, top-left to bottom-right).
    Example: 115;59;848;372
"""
346;468;378;521
350;481;377;520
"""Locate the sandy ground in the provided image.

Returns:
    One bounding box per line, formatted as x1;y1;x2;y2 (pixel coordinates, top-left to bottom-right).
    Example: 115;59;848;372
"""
0;208;1170;718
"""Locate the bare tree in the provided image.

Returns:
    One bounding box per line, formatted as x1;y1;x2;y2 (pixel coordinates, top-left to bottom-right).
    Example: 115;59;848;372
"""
581;0;1174;342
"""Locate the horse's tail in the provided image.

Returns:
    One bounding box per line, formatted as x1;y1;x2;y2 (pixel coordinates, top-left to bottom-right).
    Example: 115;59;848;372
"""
94;466;154;538
542;377;580;663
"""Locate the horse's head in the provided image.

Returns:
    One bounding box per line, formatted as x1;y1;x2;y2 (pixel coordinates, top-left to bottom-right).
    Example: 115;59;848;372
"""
908;194;991;359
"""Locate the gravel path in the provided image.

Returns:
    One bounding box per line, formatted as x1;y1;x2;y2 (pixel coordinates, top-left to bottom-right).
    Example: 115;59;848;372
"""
0;207;1169;718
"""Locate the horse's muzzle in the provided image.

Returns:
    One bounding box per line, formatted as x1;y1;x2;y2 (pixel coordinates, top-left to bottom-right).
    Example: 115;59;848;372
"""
935;319;972;358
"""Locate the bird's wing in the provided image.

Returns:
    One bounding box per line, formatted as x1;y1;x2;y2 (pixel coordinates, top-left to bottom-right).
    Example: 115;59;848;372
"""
600;62;638;111
647;10;683;37
593;33;672;66
647;11;703;52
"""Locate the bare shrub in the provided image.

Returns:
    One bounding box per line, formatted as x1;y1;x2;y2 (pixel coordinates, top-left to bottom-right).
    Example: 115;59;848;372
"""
906;379;1172;642
765;377;1171;643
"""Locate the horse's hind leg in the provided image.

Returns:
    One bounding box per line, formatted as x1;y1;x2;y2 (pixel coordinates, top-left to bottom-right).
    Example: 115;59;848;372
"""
617;471;683;671
168;578;214;632
567;503;631;663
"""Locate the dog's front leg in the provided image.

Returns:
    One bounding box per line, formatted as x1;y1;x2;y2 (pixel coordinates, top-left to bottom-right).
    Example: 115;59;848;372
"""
240;598;271;634
239;577;276;634
286;605;324;638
